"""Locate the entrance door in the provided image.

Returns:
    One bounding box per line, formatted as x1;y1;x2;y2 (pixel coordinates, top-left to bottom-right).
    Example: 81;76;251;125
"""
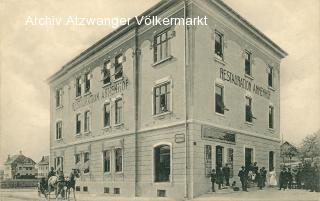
216;146;224;169
245;148;253;169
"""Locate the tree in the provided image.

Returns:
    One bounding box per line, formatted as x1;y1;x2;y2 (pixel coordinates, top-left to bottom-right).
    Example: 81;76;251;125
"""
299;130;320;161
280;141;298;163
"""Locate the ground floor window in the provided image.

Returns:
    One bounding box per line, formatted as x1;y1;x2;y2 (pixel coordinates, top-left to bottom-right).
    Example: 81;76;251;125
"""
103;150;111;173
115;148;123;172
216;146;224;169
83;152;90;174
154;144;170;182
245;147;253;169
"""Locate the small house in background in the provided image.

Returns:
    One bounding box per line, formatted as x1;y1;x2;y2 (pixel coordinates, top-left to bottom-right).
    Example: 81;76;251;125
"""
37;156;49;178
3;151;37;180
280;141;300;167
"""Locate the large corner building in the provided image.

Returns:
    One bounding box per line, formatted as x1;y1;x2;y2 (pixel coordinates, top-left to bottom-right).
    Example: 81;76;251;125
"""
47;0;287;199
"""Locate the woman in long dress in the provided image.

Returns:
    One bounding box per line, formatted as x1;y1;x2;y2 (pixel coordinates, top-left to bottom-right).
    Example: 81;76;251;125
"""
269;168;278;187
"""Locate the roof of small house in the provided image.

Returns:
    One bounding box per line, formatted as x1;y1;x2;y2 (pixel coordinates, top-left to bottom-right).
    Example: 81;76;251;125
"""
38;156;49;165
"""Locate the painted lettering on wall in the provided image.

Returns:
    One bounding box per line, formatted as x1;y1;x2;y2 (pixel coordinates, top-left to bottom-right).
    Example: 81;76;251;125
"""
219;68;271;99
72;78;129;111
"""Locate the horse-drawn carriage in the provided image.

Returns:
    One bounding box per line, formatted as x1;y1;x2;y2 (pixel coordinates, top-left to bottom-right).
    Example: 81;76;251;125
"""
38;169;80;201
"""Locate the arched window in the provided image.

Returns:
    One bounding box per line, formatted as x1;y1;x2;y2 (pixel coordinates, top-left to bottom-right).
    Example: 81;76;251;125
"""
154;144;170;182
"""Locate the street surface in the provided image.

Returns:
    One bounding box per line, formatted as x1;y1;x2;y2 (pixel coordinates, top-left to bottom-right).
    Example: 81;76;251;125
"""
0;187;319;201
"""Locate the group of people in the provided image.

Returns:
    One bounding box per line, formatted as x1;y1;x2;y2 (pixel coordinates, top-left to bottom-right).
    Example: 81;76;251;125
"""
210;161;320;193
38;167;66;197
279;162;320;192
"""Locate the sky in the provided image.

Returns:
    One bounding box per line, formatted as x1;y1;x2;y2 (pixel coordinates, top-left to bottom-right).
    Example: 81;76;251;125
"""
0;0;319;166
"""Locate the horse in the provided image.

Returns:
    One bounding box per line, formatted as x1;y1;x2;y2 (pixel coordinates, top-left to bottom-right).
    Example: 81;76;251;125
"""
47;169;80;201
65;169;80;201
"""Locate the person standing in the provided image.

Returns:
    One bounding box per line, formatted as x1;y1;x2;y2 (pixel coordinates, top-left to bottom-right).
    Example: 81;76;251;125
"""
261;167;267;188
48;167;56;179
238;166;248;192
279;168;287;190
210;169;216;192
257;169;264;190
216;166;224;190
268;167;277;187
222;164;230;186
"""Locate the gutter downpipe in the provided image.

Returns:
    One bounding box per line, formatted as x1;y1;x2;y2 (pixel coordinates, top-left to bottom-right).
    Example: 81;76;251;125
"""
184;0;190;199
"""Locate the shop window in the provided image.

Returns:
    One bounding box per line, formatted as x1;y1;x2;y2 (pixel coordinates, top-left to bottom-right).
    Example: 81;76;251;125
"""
204;145;212;176
268;65;273;87
154;29;170;63
76;77;82;97
84;72;91;93
56;88;63;107
153;82;170;115
154;144;170;182
269;106;274;129
103;103;110;127
102;60;111;85
84;111;91;132
115;99;123;125
245;96;254;123
83;152;90;174
227;148;234;177
115;148;123;172
103;150;111;173
214;31;223;59
245;51;252;76
76;114;81;134
215;84;225;114
56;121;62;140
114;54;123;80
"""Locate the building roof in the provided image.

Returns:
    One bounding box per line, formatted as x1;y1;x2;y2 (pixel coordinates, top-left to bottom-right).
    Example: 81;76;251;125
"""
38;156;49;165
5;153;36;166
47;0;287;84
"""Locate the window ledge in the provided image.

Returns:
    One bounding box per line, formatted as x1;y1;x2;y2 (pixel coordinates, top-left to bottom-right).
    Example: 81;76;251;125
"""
75;133;81;137
268;86;275;91
215;112;225;117
214;56;225;65
83;91;91;96
244;74;254;80
245;121;253;126
152;56;173;67
268;128;275;132
56;138;63;142
75;95;82;100
103;172;111;176
114;123;124;128
102;126;111;130
153;111;172;118
83;131;91;135
56;105;63;110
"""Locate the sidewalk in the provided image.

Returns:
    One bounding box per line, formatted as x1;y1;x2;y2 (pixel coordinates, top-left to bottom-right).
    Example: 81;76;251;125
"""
1;188;319;201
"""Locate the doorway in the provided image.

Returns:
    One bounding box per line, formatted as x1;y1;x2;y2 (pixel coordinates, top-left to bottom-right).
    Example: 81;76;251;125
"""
245;148;253;169
216;145;224;169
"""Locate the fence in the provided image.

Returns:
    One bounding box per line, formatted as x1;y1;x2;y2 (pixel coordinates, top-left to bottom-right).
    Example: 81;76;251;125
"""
0;179;39;189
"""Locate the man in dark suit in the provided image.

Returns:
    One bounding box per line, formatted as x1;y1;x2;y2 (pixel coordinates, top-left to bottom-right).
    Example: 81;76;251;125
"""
279;168;287;190
287;168;293;189
261;167;267;187
210;169;216;192
238;166;248;191
222;163;231;186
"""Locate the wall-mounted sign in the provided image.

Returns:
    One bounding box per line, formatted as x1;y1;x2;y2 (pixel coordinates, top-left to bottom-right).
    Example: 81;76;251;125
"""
201;125;236;143
219;68;271;99
72;77;129;111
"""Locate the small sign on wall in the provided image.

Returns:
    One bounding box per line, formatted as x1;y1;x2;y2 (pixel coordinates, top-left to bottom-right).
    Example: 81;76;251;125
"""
175;133;185;143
